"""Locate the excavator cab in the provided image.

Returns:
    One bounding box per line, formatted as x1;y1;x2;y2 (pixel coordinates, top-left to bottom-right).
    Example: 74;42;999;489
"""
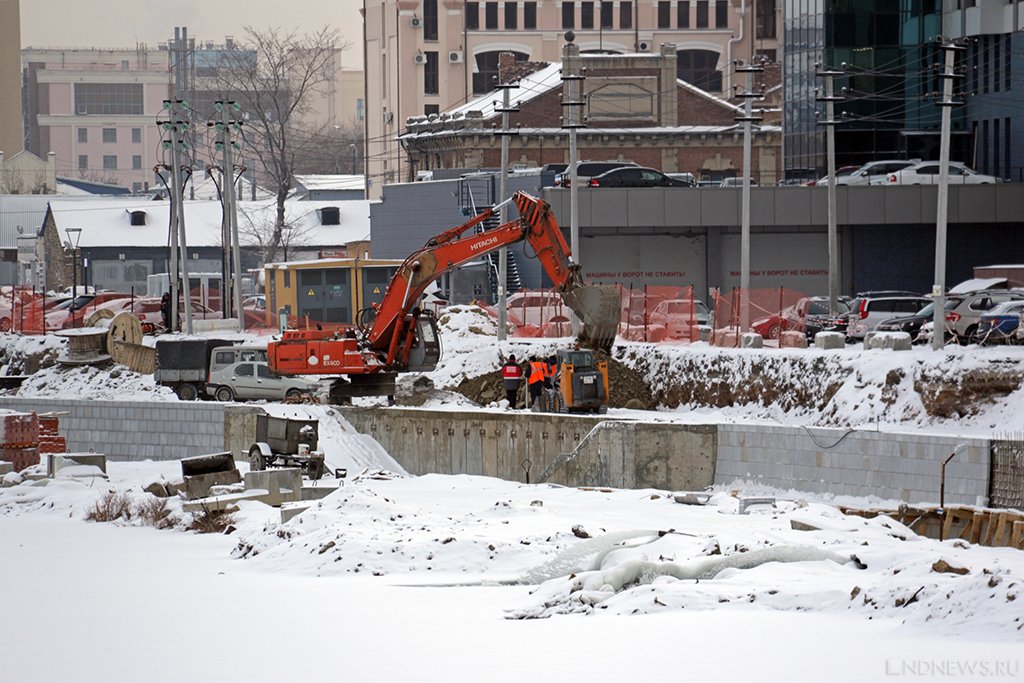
405;311;442;372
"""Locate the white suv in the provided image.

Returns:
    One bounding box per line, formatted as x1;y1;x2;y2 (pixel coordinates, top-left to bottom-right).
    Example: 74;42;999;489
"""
839;160;919;186
846;295;931;340
880;161;1003;185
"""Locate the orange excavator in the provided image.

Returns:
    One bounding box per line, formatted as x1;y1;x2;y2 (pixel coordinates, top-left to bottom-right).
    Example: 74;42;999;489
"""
267;191;620;403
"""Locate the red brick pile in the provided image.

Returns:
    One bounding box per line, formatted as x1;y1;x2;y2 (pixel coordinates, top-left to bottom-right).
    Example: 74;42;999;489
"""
37;414;66;456
1;411;41;471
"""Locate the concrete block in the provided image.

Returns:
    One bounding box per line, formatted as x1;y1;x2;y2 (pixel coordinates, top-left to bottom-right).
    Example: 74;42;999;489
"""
47;453;107;478
741;333;763;349
243;468;303;506
779;331;807;348
182;490;265;513
183;470;242;500
864;331;912;351
301;485;339;502
281;503;312;523
814;331;845;349
0;462;13;476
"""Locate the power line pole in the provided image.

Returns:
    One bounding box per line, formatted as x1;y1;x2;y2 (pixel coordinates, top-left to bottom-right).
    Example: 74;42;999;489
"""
816;65;844;317
494;79;519;342
932;38;965;352
210;100;246;333
161;97;194;335
561;32;585;337
733;59;763;332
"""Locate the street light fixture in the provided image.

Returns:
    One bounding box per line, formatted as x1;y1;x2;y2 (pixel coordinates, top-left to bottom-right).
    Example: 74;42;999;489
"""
65;227;82;328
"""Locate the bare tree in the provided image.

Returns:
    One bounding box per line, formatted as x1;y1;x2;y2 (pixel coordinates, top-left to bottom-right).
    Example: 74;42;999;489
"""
210;26;343;261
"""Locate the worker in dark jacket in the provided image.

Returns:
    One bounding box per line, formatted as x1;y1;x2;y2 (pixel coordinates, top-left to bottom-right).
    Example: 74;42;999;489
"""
160;292;171;331
500;353;524;409
527;356;548;409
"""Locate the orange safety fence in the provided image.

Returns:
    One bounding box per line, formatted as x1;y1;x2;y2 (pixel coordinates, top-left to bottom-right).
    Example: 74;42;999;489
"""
709;288;811;347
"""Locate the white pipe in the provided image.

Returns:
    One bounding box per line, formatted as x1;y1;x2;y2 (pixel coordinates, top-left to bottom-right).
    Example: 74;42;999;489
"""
726;0;746;94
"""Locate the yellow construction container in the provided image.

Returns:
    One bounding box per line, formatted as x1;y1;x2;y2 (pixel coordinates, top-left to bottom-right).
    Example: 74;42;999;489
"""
264;258;404;328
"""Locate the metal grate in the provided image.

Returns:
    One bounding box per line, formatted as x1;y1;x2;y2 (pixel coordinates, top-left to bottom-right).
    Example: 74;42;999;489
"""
990;434;1024;509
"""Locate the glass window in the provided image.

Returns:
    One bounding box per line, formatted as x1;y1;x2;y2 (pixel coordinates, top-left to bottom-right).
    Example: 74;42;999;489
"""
581;2;594;28
424;51;439;94
283;271;290;288
619;1;632;28
755;0;775;38
562;1;575;28
505;2;518;28
77;128;87;143
600;1;613;27
696;0;708;28
424;0;438;40
131;128;141;143
715;0;727;28
524;2;537;28
485;2;498;28
677;1;690;28
658;1;671;27
466;2;479;29
234;364;254;377
215;351;234;365
103;155;117;170
74;83;143;115
102;128;117;143
256;365;274;379
132;155;142;170
78;155;88;170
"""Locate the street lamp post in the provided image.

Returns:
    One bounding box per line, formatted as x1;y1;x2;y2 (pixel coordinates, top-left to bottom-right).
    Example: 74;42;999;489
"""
350;143;357;174
65;227;82;328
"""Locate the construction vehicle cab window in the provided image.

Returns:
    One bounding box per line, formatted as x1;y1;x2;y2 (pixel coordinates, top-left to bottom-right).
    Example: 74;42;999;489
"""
266;192;619;404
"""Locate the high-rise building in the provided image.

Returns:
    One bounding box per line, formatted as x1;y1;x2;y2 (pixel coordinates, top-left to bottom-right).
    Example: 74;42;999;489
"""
0;0;23;157
363;0;781;197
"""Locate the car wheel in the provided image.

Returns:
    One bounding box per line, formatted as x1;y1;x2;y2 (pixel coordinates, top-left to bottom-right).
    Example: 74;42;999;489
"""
767;323;781;340
285;388;304;400
0;317;11;332
962;325;978;345
177;383;198;401
215;386;234;402
248;446;265;471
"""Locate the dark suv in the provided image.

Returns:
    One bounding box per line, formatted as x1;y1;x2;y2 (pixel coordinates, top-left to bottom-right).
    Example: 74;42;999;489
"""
555;160;638;188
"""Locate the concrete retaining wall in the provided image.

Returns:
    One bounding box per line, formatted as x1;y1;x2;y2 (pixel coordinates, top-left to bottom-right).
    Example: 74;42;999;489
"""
715;424;990;506
0;397;245;461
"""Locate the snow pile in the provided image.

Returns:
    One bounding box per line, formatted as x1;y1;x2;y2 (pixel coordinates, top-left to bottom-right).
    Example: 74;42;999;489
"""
0;332;64;376
17;363;176;401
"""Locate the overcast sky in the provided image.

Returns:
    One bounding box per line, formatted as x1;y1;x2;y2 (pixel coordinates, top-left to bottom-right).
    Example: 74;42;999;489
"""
20;0;364;67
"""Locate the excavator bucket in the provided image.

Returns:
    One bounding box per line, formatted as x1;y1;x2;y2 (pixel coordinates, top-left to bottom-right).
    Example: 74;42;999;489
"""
563;285;621;353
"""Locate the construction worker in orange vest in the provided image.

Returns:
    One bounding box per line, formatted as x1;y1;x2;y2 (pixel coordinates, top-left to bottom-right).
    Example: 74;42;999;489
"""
527;355;548;409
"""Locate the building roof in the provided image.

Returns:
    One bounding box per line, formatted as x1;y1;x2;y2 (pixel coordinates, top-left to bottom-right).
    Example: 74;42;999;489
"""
294;175;367;192
0;195;53;248
45;197;376;249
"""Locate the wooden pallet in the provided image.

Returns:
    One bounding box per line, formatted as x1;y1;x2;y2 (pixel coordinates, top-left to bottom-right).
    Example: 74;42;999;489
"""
839;504;1024;550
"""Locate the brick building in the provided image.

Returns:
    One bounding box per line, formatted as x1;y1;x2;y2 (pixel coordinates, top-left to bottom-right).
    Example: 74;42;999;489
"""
400;46;780;183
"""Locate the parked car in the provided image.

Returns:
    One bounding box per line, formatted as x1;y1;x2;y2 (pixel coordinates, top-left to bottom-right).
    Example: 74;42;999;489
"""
974;301;1024;344
665;172;698;187
554;160;638;188
875;299;961;342
880;161;1003;185
752;296;850;340
846;295;931;340
46;292;132;329
242;295;266;311
644;299;711;341
807;165;861;186
835;160;920;186
506;291;571;334
719;177;759;188
587;167;693;188
86;296;223;331
206;360;321;402
943;290;1024;342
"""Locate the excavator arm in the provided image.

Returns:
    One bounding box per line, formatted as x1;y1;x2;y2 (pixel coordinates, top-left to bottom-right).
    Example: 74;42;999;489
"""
267;192;618;379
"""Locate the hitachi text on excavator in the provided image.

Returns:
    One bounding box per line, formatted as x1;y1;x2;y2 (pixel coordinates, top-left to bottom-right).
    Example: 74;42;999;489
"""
266;191;620;403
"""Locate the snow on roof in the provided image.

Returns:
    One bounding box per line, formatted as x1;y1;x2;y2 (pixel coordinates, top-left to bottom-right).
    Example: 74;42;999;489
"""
0;194;54;247
949;277;1008;294
294;175;367;192
46;197;375;248
444;63;564;121
674;78;744;113
400;124;780;142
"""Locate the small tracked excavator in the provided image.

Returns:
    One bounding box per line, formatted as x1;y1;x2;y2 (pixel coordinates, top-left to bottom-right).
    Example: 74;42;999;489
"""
266;191;620;403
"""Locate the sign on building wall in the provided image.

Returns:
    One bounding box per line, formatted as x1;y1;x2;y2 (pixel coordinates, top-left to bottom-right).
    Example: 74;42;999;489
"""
719;232;829;294
580;234;707;294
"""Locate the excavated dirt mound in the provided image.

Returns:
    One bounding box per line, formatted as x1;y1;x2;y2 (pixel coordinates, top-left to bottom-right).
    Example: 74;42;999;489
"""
454;354;655;410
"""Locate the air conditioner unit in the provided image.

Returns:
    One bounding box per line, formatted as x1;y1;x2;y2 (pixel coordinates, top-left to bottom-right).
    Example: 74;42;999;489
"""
411;15;421;28
414;52;426;65
448;50;464;63
638;40;652;52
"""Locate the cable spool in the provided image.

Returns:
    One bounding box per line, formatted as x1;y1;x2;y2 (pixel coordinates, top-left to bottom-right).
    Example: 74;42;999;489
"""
107;312;144;357
85;308;114;327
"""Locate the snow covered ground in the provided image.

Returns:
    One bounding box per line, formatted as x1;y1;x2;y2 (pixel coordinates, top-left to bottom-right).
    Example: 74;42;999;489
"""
3;314;1024;680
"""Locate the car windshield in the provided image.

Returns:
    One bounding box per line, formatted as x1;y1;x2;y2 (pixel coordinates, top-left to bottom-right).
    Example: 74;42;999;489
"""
987;301;1024;316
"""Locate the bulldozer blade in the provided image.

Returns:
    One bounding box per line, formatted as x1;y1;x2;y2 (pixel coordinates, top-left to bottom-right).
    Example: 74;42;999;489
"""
564;285;620;352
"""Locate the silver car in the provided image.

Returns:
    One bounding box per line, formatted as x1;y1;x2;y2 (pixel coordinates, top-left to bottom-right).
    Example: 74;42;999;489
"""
206;361;320;402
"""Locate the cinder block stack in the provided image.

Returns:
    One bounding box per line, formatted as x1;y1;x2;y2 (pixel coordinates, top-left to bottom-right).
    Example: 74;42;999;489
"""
37;414;66;455
1;411;41;471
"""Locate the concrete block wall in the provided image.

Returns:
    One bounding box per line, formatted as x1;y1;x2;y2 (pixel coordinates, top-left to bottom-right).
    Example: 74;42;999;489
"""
715;424;990;505
0;398;228;461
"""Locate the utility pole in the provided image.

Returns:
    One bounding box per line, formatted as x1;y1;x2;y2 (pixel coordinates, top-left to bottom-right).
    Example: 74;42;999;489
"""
210;100;246;333
494;78;519;341
161;97;194;335
932;39;965;352
816;65;844;317
733;59;764;332
561;33;585;337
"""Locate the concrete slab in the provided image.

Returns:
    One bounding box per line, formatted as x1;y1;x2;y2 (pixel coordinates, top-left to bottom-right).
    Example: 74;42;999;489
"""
0;462;13;476
814;332;845;349
183;470;242;500
182;490;266;513
243;468;302;506
780;331;807;348
281;503;313;523
301;485;339;501
741;333;764;349
47;453;107;478
864;331;912;351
